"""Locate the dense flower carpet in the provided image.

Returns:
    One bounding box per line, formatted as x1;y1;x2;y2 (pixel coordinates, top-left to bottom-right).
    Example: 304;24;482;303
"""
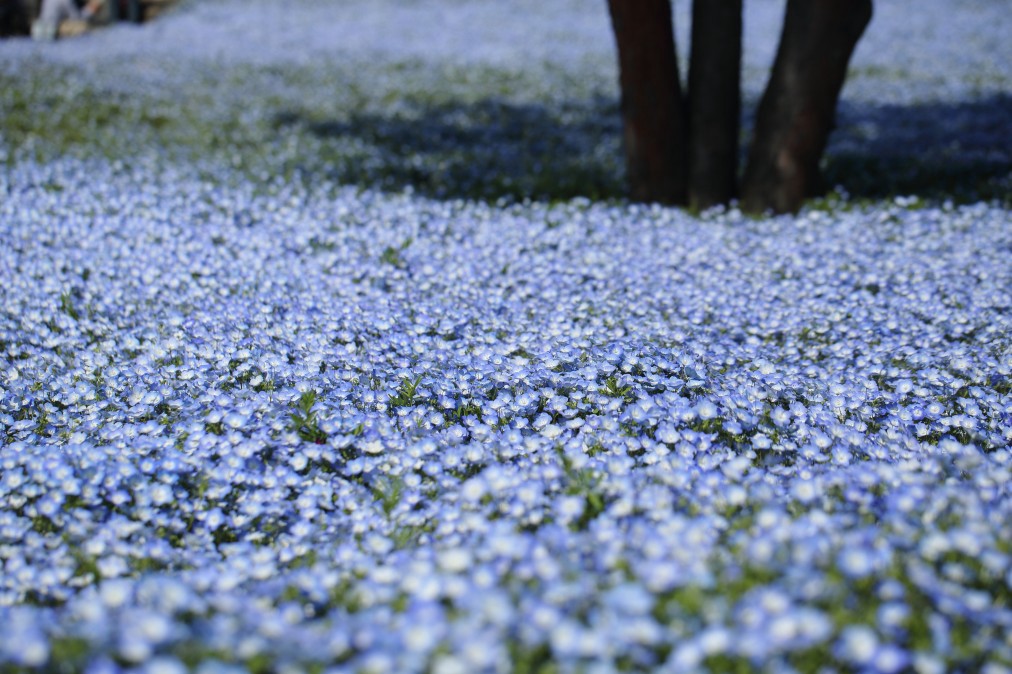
1;1;1009;672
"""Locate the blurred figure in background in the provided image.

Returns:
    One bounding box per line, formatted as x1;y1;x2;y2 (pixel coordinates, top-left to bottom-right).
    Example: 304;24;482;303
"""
32;0;103;40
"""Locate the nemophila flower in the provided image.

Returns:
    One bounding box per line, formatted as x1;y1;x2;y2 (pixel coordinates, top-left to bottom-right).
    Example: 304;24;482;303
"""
835;624;881;666
140;655;190;674
0;608;49;666
838;544;885;579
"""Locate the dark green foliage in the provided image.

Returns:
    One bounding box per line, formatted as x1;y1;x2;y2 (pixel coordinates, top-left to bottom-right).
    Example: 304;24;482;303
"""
289;390;327;444
388;376;422;408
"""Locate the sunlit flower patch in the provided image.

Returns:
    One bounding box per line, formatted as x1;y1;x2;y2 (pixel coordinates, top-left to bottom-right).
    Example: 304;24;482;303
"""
1;156;1009;672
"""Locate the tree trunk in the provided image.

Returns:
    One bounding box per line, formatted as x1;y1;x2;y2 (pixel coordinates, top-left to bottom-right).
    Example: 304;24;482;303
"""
606;0;687;205
687;0;741;210
0;0;31;37
741;0;872;214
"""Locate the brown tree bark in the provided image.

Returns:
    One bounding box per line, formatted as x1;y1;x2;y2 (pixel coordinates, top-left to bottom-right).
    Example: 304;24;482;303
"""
606;0;687;205
687;0;741;210
741;0;872;214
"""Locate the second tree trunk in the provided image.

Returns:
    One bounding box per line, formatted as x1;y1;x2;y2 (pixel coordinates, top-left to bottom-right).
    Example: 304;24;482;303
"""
688;0;741;211
741;0;873;214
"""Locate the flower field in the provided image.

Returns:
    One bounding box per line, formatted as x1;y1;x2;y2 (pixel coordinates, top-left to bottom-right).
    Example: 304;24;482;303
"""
1;1;1010;672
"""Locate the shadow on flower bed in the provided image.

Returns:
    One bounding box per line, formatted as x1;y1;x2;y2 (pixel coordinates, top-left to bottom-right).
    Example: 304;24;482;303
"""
826;94;1012;204
275;93;1010;206
271;97;626;203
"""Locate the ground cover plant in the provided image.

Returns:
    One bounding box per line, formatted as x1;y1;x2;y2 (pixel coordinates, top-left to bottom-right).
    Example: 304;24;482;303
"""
1;0;1010;672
